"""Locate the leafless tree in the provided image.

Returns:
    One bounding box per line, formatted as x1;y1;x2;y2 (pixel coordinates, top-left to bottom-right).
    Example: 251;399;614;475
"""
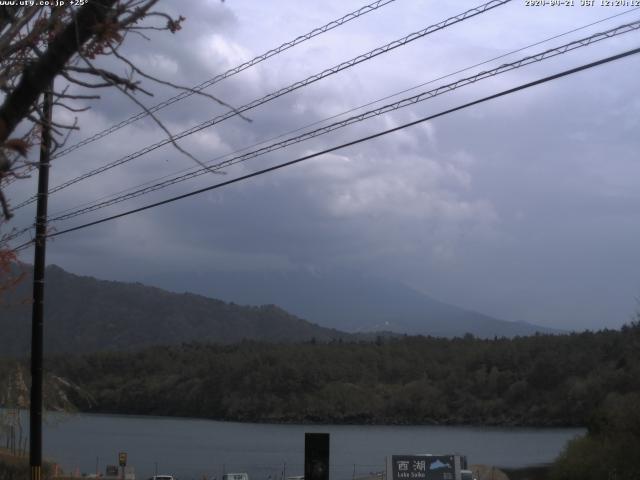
0;0;239;232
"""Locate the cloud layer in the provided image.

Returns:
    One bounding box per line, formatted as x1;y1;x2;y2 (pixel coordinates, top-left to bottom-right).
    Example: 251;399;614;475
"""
5;0;640;330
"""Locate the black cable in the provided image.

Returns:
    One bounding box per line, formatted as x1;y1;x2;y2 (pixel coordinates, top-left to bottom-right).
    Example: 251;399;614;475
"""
46;19;640;224
50;0;400;160
34;46;638;242
43;8;640;221
11;0;511;211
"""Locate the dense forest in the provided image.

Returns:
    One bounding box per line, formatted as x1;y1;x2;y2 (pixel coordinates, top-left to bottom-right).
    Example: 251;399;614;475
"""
2;322;637;427
2;324;640;479
549;391;640;480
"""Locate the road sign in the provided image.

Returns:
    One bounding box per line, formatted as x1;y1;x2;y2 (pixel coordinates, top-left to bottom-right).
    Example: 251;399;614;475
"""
118;452;127;467
390;455;455;480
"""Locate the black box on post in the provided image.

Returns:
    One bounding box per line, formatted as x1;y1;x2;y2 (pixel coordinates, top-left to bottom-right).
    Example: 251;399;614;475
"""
305;432;330;480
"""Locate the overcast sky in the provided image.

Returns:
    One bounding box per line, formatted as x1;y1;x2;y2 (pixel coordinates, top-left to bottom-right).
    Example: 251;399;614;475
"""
5;0;640;330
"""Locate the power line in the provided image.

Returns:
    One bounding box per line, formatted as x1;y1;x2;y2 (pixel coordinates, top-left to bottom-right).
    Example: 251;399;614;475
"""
6;9;638;245
13;238;34;252
44;7;640;221
26;46;638;244
2;0;399;190
50;0;400;160
2;225;34;243
12;0;511;211
43;20;640;224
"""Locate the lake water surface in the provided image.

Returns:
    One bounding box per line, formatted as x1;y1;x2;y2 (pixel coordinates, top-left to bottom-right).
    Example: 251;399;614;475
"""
33;412;585;479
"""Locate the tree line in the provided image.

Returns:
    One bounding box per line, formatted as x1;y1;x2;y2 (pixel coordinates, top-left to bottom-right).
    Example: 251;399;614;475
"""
2;322;633;427
2;323;640;478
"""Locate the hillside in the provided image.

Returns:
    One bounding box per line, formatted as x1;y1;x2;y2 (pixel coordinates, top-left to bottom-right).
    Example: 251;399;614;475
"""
4;323;637;426
141;269;559;337
0;264;348;356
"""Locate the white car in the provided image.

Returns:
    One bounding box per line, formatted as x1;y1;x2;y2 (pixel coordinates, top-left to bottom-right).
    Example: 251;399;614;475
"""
223;473;249;480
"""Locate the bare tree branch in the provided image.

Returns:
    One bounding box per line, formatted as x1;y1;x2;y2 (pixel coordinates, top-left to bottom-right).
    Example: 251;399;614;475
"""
0;0;233;228
0;0;119;143
77;52;223;175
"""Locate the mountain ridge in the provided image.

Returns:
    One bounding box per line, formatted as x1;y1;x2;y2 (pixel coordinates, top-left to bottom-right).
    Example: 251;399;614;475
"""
0;264;558;358
138;268;560;337
0;263;349;356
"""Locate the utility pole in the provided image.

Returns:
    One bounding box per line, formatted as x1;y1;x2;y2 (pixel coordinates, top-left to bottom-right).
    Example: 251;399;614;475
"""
30;81;53;480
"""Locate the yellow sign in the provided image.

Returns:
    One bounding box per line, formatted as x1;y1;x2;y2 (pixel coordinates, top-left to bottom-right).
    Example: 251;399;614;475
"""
119;452;127;467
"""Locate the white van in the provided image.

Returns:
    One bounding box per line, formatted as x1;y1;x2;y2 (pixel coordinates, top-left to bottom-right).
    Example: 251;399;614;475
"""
460;471;477;480
223;473;249;480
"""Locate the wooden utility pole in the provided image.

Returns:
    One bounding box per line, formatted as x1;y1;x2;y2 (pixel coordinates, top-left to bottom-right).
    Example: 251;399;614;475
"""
30;81;53;480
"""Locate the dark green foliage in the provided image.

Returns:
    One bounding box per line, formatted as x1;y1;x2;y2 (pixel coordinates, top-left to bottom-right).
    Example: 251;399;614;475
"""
2;322;636;427
550;393;640;480
549;321;640;480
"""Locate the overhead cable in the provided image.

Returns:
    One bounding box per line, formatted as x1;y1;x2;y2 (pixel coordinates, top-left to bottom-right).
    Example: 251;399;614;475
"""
12;0;511;211
50;0;400;160
16;45;635;245
44;7;640;222
45;20;640;224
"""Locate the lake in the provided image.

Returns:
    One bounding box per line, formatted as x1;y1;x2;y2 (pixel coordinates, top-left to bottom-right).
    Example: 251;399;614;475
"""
27;412;584;479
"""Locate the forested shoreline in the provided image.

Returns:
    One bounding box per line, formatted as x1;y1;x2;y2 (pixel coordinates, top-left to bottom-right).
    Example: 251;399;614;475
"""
2;323;637;427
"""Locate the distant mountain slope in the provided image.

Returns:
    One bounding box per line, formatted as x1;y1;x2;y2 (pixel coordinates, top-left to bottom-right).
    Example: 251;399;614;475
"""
141;269;559;338
0;264;348;356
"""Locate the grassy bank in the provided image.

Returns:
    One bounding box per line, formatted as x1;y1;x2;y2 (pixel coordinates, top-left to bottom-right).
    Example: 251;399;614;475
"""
0;448;55;480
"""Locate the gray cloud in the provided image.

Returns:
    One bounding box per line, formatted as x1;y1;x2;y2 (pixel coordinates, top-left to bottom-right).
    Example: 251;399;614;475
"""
5;0;640;330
